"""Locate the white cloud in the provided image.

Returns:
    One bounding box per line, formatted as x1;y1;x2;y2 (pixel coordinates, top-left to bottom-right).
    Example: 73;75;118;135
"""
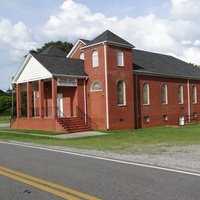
182;47;200;65
170;0;200;22
1;0;200;90
40;0;200;65
194;40;200;46
0;18;37;62
40;0;118;41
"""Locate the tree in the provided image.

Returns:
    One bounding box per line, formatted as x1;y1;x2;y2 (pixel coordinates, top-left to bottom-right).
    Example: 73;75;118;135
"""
0;91;12;116
0;90;5;95
36;41;73;54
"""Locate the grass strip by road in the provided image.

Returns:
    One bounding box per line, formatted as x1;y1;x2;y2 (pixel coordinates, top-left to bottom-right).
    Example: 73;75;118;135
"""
0;116;10;123
1;129;63;135
1;124;200;153
0;165;100;200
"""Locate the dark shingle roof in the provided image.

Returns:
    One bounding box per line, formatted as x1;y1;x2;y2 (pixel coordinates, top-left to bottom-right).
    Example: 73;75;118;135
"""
31;47;87;77
40;46;67;57
133;49;200;79
86;30;134;48
79;39;90;45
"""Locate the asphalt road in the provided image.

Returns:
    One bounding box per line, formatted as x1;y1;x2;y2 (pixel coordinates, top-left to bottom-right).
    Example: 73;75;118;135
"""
0;141;200;200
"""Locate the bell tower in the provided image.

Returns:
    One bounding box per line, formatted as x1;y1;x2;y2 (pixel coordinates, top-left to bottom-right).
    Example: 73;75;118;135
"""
83;30;135;130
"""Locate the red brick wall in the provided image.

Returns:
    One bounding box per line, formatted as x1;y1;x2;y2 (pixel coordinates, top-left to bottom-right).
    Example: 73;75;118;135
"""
106;46;135;130
135;75;200;128
189;80;200;119
84;45;107;129
58;86;77;117
70;39;135;130
77;79;85;114
82;44;135;130
71;42;85;59
11;118;66;132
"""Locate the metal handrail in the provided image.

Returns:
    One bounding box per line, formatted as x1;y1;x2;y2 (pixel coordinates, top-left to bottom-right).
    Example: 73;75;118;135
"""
76;107;91;126
56;107;69;118
56;107;71;130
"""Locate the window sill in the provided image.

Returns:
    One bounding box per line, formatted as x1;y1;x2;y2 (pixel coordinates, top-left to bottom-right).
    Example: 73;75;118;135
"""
118;104;127;107
143;104;150;106
90;90;102;92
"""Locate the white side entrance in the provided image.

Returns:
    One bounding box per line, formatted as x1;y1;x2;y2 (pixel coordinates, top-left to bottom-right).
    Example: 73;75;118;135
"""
57;93;63;117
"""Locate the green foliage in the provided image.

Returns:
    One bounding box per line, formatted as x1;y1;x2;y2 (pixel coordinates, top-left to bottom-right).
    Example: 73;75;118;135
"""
0;116;10;122
0;90;6;95
36;41;73;54
0;93;12;116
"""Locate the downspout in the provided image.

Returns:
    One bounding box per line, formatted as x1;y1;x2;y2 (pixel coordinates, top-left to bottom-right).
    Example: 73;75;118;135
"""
84;78;88;124
187;78;191;122
103;43;110;130
135;74;139;129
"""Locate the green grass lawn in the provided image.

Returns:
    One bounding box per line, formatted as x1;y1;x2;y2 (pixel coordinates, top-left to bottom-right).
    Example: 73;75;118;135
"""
1;129;63;135
1;124;200;154
0;116;10;123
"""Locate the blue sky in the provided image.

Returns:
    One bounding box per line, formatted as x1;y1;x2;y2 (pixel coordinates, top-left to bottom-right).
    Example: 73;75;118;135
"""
0;0;200;90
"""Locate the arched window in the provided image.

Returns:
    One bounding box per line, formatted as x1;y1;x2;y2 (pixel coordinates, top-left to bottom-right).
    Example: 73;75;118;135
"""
161;84;168;104
117;50;124;66
80;52;84;60
92;50;99;67
91;81;102;91
142;83;150;105
117;81;126;105
192;86;197;103
178;85;183;104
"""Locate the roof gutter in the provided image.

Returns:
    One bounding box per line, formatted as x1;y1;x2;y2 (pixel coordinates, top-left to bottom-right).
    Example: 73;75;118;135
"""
53;74;88;79
134;70;200;80
103;42;110;130
82;40;134;50
187;78;191;123
12;54;32;84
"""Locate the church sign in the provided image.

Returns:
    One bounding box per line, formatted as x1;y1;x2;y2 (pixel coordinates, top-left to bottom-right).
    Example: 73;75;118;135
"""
57;78;77;87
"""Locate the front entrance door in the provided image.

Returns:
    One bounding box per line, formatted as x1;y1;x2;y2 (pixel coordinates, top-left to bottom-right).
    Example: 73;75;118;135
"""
57;93;63;117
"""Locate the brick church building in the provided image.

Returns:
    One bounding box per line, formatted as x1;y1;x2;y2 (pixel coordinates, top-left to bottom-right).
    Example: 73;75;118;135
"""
12;30;200;132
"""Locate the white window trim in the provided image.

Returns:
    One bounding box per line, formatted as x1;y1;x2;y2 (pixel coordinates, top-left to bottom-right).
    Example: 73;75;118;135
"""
117;81;126;106
178;85;184;104
80;52;84;60
143;83;150;105
144;116;150;123
92;50;99;68
90;81;102;92
117;50;124;67
161;84;168;105
192;86;197;104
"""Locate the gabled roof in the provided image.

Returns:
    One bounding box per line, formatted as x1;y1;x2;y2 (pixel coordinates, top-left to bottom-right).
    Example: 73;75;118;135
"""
79;39;90;45
31;48;87;77
133;49;200;79
67;38;89;58
85;30;134;49
13;46;88;83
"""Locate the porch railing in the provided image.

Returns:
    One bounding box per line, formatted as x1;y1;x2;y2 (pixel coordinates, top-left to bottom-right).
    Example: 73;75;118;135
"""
76;107;91;127
56;107;70;130
18;107;53;118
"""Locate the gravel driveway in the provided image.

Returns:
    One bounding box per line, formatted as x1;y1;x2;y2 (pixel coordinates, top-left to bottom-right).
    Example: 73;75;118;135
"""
54;144;200;173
